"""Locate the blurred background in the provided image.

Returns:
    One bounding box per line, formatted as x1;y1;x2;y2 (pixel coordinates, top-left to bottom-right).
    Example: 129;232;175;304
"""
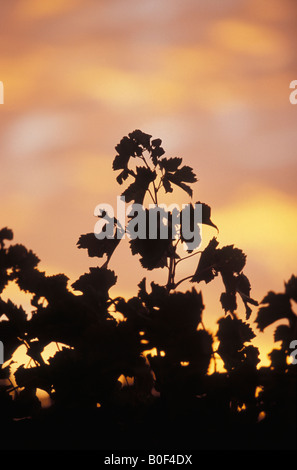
1;0;297;367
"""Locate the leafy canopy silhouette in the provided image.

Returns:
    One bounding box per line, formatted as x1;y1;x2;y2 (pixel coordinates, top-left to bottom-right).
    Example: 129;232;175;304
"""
0;130;296;450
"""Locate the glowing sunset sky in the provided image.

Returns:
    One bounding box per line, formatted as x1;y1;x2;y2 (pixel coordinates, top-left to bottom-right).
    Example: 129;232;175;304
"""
1;0;297;366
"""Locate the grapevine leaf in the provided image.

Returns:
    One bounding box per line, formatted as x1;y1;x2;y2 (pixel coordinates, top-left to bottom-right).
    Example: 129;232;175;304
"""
122;166;156;204
166;165;197;197
77;232;120;264
116;168;130;185
0;227;13;249
285;275;297;302
0;298;27;326
159;157;182;172
274;324;292;349
255;292;293;332
191;237;219;283
128;129;152;150
113;135;141;170
72;267;117;300
196;201;218;231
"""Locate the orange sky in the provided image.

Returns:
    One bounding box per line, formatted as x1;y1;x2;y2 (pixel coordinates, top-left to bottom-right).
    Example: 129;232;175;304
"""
1;0;297;368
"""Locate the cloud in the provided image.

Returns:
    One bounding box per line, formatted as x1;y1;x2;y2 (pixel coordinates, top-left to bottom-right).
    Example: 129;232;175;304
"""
214;184;297;279
2;111;76;158
15;0;81;21
210;19;286;56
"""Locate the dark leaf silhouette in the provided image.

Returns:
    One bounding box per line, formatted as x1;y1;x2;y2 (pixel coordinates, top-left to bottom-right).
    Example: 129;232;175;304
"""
7;244;40;271
191;237;219;283
0;227;13;249
130;237;171;270
159;156;182;172
0;364;11;379
217;315;256;371
128;129;152;150
166;165;197;197
128;208;176;270
191;239;256;316
0;321;23;362
285;275;297;302
122;166;156;204
273;324;292;349
113;135;140;170
116;168;129;185
77;232;120;264
255;292;294;331
197;201;218;231
0;298;27;327
72;266;117;302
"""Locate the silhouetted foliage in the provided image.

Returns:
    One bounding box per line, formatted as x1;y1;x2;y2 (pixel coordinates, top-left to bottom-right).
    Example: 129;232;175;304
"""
0;130;296;450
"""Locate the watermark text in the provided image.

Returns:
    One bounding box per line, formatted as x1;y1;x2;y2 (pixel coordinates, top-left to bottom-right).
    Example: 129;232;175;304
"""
94;197;203;251
289;80;297;104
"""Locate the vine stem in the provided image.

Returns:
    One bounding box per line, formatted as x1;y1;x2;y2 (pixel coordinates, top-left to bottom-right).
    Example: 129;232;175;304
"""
176;250;202;265
173;275;193;289
147;188;156;204
166;253;174;292
141;154;158;205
